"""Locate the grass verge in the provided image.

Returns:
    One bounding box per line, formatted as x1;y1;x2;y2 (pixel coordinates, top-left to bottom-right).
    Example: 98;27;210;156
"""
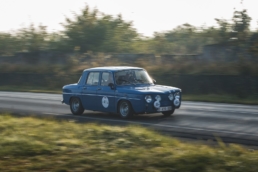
0;114;258;172
183;94;258;105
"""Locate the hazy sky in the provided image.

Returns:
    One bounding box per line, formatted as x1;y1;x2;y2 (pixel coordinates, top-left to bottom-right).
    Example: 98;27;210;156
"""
0;0;257;36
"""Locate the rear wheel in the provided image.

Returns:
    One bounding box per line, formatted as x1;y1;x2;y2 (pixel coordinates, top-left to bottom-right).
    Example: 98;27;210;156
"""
70;97;84;115
118;100;133;119
162;108;175;117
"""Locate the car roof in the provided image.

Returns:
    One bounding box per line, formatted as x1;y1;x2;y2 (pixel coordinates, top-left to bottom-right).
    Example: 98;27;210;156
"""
83;66;143;72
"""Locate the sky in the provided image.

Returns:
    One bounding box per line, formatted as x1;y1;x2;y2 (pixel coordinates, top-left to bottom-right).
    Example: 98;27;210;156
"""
0;0;257;37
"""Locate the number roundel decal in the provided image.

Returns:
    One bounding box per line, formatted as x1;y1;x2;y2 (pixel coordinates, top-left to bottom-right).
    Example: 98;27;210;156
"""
102;96;109;108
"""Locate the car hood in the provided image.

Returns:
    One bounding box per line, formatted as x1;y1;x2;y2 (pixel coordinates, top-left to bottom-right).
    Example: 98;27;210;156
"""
116;84;181;94
62;83;78;93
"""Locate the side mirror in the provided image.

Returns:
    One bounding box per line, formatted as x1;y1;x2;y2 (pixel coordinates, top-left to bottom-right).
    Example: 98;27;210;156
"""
108;83;115;90
153;79;156;84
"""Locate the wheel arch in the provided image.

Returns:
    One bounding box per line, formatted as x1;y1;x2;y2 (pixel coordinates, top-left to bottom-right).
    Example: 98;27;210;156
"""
69;95;84;115
69;96;82;104
116;99;135;114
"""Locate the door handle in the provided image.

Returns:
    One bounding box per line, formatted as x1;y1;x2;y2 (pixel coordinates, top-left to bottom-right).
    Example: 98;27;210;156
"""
97;88;101;90
83;87;87;90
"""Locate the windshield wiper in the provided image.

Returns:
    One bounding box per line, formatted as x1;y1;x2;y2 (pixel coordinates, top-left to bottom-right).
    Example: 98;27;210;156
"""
134;79;144;83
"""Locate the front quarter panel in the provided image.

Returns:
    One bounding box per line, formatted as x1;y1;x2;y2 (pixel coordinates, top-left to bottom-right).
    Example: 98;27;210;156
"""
62;72;88;105
115;84;182;114
62;84;82;105
115;91;144;113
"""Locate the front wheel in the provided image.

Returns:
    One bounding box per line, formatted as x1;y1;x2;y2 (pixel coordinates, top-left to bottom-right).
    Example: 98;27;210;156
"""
162;109;175;117
118;100;133;119
70;97;84;115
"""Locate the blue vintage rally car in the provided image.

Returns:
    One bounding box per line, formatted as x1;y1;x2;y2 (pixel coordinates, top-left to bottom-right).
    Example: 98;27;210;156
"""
62;66;181;118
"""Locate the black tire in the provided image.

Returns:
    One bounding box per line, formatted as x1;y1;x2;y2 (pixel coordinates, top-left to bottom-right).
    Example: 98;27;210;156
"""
118;100;133;119
70;97;84;115
162;108;175;117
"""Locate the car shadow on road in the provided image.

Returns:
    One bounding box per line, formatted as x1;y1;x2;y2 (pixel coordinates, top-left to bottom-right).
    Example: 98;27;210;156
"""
78;111;176;123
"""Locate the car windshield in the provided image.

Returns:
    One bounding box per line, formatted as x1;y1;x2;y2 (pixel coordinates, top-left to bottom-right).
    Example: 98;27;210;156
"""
115;69;153;85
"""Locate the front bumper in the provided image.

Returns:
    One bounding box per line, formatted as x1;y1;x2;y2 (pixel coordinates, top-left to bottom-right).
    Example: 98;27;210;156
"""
131;99;181;114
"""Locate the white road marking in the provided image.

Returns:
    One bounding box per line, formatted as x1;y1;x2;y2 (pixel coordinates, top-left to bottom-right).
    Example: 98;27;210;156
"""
181;107;258;115
43;112;57;115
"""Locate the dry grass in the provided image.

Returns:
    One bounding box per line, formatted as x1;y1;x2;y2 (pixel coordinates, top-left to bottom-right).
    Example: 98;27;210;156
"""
0;114;258;172
183;94;258;105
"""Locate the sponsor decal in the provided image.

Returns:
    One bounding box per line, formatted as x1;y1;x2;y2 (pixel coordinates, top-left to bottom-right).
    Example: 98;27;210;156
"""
154;100;161;108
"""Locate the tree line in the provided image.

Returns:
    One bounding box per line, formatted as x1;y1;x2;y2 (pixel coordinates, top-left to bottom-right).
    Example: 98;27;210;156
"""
0;5;257;58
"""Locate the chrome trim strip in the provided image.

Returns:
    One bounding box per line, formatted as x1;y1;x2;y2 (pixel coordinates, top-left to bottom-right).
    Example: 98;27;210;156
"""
63;93;141;100
119;97;141;100
129;98;141;100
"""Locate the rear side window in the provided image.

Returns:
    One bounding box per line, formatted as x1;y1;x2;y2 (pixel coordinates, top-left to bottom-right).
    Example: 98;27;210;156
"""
86;72;100;85
101;72;114;86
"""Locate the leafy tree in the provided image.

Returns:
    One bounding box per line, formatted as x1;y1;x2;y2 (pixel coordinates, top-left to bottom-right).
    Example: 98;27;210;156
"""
214;18;231;43
229;10;252;59
16;24;48;52
249;32;258;58
62;6;104;52
62;5;138;53
47;32;70;52
0;6;257;58
231;9;251;42
0;33;17;55
98;14;138;53
161;24;209;54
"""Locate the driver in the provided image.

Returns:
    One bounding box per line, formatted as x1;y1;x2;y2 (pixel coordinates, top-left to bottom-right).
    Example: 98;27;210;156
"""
125;72;134;82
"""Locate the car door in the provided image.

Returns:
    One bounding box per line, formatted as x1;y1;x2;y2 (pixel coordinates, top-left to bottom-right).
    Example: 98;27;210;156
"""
82;71;100;110
96;72;116;113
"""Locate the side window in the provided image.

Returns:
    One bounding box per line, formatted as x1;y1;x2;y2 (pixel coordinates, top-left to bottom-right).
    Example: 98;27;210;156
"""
101;72;114;86
86;72;100;85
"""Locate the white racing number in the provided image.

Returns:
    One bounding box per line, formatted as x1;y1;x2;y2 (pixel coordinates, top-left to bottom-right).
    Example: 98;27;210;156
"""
102;96;109;108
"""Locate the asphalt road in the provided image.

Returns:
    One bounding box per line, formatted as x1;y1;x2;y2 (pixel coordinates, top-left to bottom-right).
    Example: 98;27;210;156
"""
1;91;258;146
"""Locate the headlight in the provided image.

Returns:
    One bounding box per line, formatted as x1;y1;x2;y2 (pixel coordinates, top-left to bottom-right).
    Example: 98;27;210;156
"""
145;95;152;103
174;98;180;106
168;93;174;101
155;95;161;101
174;92;180;99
